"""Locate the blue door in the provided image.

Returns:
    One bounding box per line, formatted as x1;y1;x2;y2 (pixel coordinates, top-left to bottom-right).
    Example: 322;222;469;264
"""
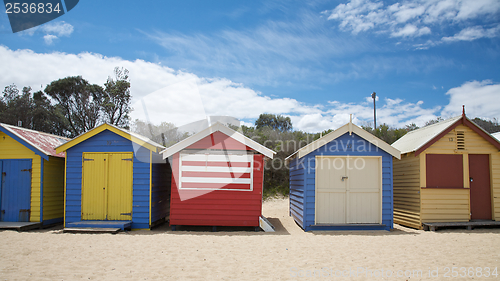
0;159;32;222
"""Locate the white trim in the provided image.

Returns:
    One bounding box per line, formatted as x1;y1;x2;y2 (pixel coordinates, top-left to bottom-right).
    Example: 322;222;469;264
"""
182;166;252;173
182;177;252;184
286;120;401;162
181;153;253;162
161;122;275;159
178;153;255;191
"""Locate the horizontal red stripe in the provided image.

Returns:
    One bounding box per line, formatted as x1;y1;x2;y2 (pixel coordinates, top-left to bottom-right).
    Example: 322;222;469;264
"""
182;171;251;178
181;161;251;167
181;183;251;190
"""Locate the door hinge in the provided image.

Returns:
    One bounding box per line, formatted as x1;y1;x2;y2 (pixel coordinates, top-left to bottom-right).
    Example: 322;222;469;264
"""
83;158;94;161
122;158;133;161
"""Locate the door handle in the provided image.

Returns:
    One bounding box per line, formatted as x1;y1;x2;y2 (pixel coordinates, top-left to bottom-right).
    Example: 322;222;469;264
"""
341;176;348;181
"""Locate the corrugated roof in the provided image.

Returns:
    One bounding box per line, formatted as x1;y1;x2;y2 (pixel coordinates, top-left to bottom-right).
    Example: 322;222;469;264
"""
0;123;70;158
492;132;500;141
391;116;462;154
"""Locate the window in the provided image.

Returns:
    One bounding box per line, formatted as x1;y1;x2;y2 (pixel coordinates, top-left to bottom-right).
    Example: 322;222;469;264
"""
426;154;463;188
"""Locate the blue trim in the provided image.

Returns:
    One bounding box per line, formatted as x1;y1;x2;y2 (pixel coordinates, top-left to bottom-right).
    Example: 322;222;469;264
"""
0;127;49;160
42;217;63;226
40;159;44;222
66;220;132;230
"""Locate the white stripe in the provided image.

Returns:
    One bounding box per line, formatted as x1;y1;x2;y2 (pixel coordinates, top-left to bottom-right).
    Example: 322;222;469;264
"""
182;166;252;173
182;177;252;184
181;154;253;162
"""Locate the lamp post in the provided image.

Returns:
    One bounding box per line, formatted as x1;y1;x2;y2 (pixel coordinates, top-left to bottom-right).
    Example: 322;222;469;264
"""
371;92;376;131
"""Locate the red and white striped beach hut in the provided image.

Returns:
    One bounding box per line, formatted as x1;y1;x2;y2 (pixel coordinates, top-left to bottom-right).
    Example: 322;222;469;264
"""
161;122;275;230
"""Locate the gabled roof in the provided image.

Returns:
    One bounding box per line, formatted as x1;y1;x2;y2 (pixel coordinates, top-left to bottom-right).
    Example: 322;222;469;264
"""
392;114;500;155
286;119;401;161
55;123;165;154
0;123;70;160
160;122;276;159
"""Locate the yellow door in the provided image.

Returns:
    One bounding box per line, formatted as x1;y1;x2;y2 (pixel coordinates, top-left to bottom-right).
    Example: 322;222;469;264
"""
82;153;107;220
82;153;133;221
106;153;133;220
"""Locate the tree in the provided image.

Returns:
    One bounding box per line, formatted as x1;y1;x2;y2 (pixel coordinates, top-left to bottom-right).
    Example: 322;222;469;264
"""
131;119;190;147
405;123;419;132
0;84;32;127
255;113;292;132
424;117;444;127
45;76;104;137
471;117;500;133
102;67;132;129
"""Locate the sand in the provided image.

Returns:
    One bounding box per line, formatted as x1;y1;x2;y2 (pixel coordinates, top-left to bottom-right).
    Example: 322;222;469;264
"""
1;198;499;280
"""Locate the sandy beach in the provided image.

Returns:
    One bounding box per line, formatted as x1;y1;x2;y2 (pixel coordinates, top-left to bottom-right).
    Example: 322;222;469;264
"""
1;198;499;280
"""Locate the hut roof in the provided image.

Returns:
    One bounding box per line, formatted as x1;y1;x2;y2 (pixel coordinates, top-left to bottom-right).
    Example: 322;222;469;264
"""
492;132;500;141
160;122;276;159
392;114;500;155
0;123;70;159
55;123;165;154
286;118;401;161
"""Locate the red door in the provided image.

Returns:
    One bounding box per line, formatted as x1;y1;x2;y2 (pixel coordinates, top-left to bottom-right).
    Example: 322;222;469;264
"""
469;154;492;220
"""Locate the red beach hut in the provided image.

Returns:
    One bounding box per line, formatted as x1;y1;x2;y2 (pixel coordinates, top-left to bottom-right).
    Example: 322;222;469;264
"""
160;122;275;230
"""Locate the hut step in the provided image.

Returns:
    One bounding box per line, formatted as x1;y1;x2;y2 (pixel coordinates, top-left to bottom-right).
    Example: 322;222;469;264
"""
259;216;275;232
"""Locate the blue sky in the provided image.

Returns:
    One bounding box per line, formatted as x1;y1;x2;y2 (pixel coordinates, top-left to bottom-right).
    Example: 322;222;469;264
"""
1;0;499;132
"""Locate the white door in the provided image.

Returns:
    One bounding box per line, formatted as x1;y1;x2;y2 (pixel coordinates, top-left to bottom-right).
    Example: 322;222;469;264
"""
316;156;381;224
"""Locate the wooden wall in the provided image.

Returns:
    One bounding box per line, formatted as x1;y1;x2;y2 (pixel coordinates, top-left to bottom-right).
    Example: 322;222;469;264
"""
420;188;470;222
169;153;264;227
65;130;154;229
0;131;42;222
289;157;305;229
393;123;500;229
393;152;421;229
42;156;65;222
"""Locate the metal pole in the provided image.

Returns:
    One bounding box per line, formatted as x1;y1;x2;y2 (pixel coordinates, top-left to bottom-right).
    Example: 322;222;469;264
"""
371;92;376;130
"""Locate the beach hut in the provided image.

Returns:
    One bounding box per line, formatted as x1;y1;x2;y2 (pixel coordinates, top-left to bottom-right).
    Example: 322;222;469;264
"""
392;111;500;230
286;118;401;231
161;122;275;230
55;123;170;230
0;123;68;228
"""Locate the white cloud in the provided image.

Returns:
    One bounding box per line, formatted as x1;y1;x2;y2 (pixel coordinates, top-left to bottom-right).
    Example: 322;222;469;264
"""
0;46;497;133
43;34;58;45
19;21;74;45
41;21;74;37
442;25;500;42
442;80;500;119
325;0;500;42
391;24;431;38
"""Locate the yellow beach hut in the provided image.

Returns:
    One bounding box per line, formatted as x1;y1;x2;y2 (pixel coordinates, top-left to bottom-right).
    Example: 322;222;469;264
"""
0;123;68;229
392;111;500;230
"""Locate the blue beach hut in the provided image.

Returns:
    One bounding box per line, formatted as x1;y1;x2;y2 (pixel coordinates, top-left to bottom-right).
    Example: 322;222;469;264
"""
286;118;401;231
55;123;170;230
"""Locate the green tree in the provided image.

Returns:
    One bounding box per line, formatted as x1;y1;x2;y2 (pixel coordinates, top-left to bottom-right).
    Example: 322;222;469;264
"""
131;119;190;147
255;113;292;132
102;67;132;129
45;76;104;137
